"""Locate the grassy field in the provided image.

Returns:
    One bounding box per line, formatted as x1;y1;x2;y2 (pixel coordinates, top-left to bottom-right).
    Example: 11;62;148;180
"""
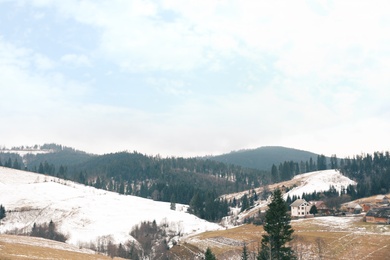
1;217;389;259
170;216;390;260
0;234;125;260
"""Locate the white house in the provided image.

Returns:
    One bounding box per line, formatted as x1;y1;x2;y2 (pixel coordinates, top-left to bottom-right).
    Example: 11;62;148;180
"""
290;199;312;217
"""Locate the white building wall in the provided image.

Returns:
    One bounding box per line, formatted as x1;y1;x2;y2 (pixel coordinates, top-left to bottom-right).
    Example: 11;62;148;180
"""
291;204;312;217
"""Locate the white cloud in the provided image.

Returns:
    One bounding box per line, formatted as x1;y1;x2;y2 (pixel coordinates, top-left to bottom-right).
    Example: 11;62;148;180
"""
1;1;390;157
61;54;91;67
34;53;55;70
146;77;191;96
21;0;390;77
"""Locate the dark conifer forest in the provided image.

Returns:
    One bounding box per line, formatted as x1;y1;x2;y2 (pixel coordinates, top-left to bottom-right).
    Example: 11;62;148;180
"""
67;152;267;221
339;152;390;199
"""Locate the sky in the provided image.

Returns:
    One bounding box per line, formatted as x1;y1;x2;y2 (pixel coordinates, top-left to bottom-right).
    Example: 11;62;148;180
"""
0;0;389;158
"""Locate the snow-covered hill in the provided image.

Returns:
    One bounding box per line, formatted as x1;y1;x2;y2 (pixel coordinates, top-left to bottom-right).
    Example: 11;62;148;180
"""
223;169;356;203
0;167;222;246
283;169;356;200
222;170;357;225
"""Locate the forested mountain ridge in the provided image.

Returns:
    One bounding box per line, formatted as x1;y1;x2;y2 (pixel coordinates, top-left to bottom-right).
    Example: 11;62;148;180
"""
207;146;320;171
66;152;269;221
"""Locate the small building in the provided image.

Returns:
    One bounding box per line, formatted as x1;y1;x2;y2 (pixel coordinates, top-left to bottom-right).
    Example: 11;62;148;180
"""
374;195;390;205
341;202;362;214
290;199;312;217
365;207;390;224
309;201;331;215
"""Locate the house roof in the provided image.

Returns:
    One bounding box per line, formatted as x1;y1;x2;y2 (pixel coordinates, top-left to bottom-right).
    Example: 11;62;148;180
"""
310;201;325;207
366;207;390;218
343;202;360;209
290;199;308;207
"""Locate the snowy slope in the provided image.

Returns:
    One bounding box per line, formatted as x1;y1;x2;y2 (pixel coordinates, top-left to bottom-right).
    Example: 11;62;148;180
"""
0;167;222;245
283;169;356;200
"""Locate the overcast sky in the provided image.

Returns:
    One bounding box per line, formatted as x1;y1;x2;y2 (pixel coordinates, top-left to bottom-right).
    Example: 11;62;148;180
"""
1;0;389;157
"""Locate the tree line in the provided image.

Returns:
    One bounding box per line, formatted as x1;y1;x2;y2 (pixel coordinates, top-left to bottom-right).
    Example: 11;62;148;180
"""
270;154;338;183
31;220;67;242
0;156;23;170
340;151;390;199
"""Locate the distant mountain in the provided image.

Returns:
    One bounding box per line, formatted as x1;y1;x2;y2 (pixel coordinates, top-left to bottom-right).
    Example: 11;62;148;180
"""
208;146;320;171
0;143;95;171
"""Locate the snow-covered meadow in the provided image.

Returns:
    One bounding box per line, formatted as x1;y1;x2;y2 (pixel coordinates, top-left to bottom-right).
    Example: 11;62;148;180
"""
0;167;222;245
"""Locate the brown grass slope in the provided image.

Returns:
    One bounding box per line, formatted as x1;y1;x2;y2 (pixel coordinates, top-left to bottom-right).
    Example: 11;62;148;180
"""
170;216;390;260
0;234;126;260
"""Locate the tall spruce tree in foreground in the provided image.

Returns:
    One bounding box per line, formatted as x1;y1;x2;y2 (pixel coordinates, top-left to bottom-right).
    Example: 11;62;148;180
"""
258;189;295;260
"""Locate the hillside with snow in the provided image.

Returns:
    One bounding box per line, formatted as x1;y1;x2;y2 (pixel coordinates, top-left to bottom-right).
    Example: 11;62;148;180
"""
223;169;356;202
283;169;357;200
221;169;357;224
0;167;222;246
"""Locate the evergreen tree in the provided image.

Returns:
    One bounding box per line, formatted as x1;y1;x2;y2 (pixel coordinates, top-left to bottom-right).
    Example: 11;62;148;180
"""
330;155;338;169
58;165;67;178
309;157;316;172
95;176;102;189
12;158;20;169
119;181;125;194
232;197;237;207
310;205;318;215
241;194;250;212
5;158;12;168
271;164;279;183
258;189;295;260
170;194;176;210
0;204;5;220
241;243;249;260
317;155;327;170
38;162;44;174
305;161;309;173
31;222;38;236
48;220;56;240
77;171;86;184
205;247;217;260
